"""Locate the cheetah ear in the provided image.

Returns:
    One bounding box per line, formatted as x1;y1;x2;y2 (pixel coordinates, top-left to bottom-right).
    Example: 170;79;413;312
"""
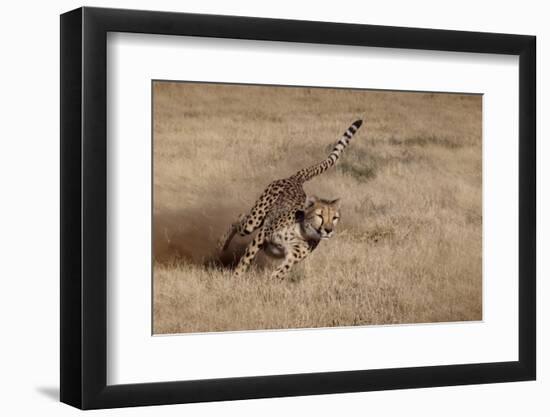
329;198;341;208
305;195;318;208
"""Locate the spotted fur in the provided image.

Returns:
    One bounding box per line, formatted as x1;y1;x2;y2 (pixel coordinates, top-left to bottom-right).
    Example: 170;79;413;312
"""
219;119;363;279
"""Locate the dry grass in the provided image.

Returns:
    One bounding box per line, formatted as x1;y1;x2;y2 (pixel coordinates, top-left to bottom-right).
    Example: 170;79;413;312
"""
152;82;482;334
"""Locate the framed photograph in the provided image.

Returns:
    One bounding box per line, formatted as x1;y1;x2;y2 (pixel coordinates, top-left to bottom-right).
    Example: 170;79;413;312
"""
60;6;536;409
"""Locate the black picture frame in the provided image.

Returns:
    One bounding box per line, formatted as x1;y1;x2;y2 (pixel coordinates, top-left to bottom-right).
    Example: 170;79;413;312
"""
60;6;536;410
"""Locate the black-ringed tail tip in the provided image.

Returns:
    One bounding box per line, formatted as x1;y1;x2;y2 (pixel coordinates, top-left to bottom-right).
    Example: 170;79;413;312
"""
352;119;363;129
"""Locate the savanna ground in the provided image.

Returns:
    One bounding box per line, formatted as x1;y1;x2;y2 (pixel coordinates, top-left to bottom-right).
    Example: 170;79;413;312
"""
152;81;482;334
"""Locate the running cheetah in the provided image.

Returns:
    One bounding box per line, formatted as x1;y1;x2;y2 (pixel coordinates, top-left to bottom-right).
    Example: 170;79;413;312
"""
219;119;363;279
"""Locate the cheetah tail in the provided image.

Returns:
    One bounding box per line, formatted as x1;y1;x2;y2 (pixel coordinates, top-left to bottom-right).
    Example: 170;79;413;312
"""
292;119;363;182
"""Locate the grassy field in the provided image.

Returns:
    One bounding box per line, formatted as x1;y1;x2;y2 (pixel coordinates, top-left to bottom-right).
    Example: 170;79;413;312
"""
152;82;482;334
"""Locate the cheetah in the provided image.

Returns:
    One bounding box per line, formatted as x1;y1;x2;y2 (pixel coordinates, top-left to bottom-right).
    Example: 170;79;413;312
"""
219;119;363;279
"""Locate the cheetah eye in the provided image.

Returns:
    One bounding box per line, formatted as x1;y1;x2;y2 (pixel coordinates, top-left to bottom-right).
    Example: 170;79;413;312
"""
333;217;340;222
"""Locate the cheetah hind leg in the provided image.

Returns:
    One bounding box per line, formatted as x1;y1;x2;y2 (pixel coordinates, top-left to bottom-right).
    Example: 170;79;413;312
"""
219;182;281;253
234;228;266;277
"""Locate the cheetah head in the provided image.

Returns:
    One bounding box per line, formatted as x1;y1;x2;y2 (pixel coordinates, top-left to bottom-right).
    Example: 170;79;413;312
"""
297;195;341;240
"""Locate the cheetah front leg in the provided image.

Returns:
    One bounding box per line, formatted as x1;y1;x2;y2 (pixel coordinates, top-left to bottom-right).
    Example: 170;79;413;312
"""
234;228;266;277
271;243;311;280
